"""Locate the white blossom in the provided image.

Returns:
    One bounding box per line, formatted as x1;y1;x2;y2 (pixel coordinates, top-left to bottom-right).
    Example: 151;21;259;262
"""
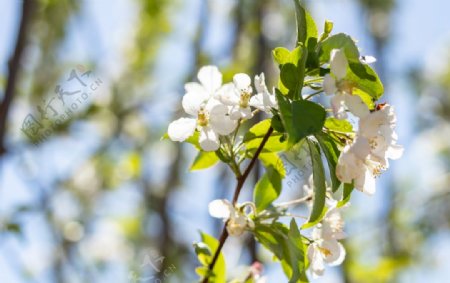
323;49;369;119
216;73;254;120
336;104;403;195
249;73;278;114
208;199;255;236
307;208;346;278
167;66;237;151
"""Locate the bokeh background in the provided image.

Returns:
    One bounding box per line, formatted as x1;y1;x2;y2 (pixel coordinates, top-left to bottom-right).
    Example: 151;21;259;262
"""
0;0;449;282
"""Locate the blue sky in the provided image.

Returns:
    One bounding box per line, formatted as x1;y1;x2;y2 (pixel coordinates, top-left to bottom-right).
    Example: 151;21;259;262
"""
1;0;450;282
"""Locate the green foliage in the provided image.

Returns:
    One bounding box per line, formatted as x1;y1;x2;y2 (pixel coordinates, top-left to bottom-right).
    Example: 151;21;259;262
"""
254;220;309;282
195;233;227;283
291;100;326;144
190;151;219;171
316;132;341;192
338;183;354;207
244;119;285;154
324;117;353;133
276;46;308;99
293;0;318;48
303;139;327;228
254;171;281;212
347;62;384;100
318;33;360;63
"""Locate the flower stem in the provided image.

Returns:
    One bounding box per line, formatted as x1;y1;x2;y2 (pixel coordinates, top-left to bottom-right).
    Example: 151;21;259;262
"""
202;127;274;283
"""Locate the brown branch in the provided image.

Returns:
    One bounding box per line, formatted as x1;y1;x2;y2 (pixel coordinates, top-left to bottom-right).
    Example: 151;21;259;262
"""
202;127;274;283
0;0;36;155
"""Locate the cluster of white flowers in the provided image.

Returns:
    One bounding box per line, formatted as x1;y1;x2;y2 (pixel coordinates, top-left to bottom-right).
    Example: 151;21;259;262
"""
208;199;255;236
168;66;277;151
324;49;404;194
307;207;346;278
302;178;347;277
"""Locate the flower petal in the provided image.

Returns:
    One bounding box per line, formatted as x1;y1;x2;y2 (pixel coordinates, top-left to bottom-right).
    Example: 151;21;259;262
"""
254;73;268;94
233;73;252;91
323;74;337;95
322;240;346;266
307;244;325;278
199;126;220;151
198;65;222;94
345;94;370;118
355;166;376;195
167;118;196;142
330;49;348;80
208;199;232;219
216;83;240;106
182;87;209;116
331;93;347;119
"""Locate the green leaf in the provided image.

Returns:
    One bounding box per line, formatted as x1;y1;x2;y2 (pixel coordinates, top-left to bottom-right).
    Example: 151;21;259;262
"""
259;152;286;178
293;0;318;47
338;183;354;207
198;232;226;283
316;132;341;192
190;151;219;171
243;119;272;143
318;33;360;63
278;46;308;99
275;89;295;147
303;139;327;228
324;117;353;133
254;172;281;212
254;221;309;283
273;47;291;65
291;100;326;144
347;62;384;100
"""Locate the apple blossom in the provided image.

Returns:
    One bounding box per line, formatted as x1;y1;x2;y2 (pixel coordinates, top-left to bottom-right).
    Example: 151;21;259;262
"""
208;199;255;236
216;73;254;120
307;208;346;278
323;49;369;119
249;73;278;114
167;66;237;151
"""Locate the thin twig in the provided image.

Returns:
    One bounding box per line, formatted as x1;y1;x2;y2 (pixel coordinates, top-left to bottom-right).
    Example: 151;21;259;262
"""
202;127;274;283
0;1;35;155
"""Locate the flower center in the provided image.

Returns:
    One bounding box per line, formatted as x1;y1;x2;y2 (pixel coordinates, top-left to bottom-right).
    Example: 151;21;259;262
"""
197;109;209;127
239;90;252;108
318;246;332;257
336;80;353;94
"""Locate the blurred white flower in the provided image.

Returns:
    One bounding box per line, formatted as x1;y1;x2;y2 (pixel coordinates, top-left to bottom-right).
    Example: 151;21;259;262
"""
208;199;255;236
249;73;277;114
168;66;237;151
216;73;254;120
323;49;369;119
307;208;346;278
336;104;403;195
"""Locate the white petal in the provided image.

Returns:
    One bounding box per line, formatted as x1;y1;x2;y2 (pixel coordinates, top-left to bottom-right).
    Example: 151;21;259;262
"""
345;94;370;118
307;245;325;278
386;144;404;160
208;199;232;219
330;49;348;80
254;73;267;94
331;94;347;119
199;126;220;151
182;89;209;116
216;83;240;106
355;166;376;195
361;55;377;64
233;73;252;91
197;65;222;94
210;115;237;135
167;118;196;142
323;74;337;95
351;136;371;160
322;240;346;266
249;93;265;110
